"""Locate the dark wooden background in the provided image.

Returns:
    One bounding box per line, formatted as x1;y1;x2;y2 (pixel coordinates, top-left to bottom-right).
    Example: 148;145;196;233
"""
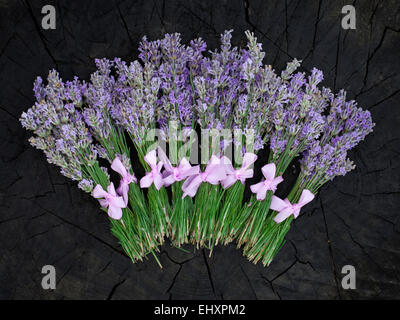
0;0;399;299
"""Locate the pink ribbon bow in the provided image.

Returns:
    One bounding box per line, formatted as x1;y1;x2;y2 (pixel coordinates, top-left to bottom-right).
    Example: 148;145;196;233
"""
139;150;164;190
270;189;315;223
250;163;283;200
221;153;257;189
92;183;126;220
111;156;137;206
181;155;227;198
157;147;200;187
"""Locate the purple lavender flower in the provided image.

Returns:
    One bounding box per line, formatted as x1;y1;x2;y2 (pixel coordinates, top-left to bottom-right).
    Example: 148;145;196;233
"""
299;89;374;185
78;179;94;193
20;70;98;182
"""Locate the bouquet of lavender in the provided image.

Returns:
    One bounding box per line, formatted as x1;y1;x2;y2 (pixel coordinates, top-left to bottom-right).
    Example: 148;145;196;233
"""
244;89;374;265
20;30;374;267
20;71;160;264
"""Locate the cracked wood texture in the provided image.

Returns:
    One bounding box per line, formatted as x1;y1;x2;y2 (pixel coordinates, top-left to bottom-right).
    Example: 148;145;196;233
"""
0;0;399;300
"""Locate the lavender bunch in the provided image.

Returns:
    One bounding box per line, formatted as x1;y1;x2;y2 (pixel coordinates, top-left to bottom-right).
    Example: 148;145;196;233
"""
196;30;273;247
244;88;374;266
136;33;207;245
235;64;328;249
188;30;242;248
81;59;161;255
99;55;171;245
210;32;303;246
185;30;261;249
20;71;153;264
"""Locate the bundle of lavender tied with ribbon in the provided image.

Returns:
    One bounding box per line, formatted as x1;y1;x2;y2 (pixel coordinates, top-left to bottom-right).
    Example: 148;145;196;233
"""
19;71;160;264
20;30;374;267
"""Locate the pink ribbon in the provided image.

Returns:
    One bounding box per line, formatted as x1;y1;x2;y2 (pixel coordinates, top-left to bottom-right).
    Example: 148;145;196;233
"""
221;153;257;189
92;183;126;220
270;189;315;223
139;150;164;190
157;147;200;187
250;163;283;200
111;156;137;206
181;155;227;198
